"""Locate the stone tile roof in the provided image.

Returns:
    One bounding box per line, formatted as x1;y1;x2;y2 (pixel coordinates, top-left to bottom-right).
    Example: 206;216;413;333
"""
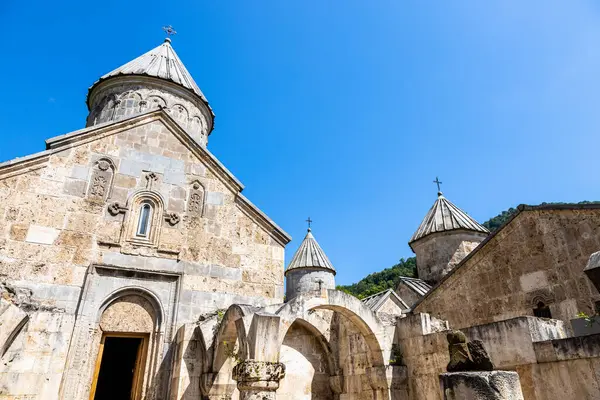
90;39;208;102
286;229;335;274
409;192;489;245
398;277;432;296
361;289;408;312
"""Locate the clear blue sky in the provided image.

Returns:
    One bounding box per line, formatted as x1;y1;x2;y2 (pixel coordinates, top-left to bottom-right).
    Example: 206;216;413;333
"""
2;1;600;285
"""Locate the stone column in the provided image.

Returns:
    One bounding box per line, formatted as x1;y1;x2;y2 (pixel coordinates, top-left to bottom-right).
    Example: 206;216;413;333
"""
232;360;286;400
440;371;524;400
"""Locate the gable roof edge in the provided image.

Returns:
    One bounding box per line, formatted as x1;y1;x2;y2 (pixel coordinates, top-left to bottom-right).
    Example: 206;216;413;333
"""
235;193;291;246
1;109;291;246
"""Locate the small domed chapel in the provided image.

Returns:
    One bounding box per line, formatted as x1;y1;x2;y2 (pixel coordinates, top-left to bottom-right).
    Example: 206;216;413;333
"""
1;37;600;400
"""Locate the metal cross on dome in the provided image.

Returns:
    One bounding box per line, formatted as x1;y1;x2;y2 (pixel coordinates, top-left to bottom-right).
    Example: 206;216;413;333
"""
163;25;177;38
306;217;313;230
433;176;443;192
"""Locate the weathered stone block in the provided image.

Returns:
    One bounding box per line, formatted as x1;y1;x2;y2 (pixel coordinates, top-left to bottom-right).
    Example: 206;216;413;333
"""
25;225;60;245
206;192;224;205
63;178;87;197
440;371;524;400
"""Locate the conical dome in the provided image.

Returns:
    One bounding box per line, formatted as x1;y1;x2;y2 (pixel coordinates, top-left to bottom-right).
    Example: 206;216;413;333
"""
286;229;336;274
86;39;214;146
88;39;208;105
409;192;489;246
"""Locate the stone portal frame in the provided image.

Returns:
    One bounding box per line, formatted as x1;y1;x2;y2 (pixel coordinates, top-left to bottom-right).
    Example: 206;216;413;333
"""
123;190;165;248
92;288;164;400
59;264;181;400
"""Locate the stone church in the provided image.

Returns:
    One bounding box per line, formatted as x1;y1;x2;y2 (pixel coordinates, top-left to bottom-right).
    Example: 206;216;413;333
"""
1;37;600;400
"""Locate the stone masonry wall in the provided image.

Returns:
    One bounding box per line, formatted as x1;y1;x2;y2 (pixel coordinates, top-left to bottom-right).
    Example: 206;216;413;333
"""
414;209;600;329
412;230;487;285
0;114;286;399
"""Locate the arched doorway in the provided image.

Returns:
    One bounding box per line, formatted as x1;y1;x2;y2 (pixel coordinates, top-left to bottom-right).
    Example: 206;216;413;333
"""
90;292;162;400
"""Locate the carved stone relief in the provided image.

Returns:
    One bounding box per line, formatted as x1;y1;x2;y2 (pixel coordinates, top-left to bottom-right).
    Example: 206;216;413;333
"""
187;181;205;216
87;158;115;202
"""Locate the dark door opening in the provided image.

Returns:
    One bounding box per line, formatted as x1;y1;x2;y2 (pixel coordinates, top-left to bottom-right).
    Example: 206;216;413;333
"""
92;336;145;400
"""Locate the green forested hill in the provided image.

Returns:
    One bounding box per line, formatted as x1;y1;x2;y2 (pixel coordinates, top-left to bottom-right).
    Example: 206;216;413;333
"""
336;257;417;299
337;201;598;298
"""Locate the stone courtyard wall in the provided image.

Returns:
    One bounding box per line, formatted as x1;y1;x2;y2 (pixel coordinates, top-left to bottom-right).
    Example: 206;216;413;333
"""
0;112;287;399
414;208;600;330
396;314;569;400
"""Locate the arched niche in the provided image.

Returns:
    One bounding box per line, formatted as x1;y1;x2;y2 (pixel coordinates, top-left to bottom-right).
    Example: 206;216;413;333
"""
278;319;335;400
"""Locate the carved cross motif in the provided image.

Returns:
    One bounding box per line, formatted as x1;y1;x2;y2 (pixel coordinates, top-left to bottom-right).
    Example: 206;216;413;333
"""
188;193;203;213
145;172;158;189
187;181;204;216
166;213;180;226
90;175;108;197
107;202;125;216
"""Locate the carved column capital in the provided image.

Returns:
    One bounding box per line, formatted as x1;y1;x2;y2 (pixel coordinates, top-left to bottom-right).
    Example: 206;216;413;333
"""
232;360;286;393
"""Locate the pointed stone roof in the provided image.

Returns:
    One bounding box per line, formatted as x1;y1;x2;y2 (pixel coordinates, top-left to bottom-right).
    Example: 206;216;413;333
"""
409;192;489;245
88;38;208;104
285;229;336;275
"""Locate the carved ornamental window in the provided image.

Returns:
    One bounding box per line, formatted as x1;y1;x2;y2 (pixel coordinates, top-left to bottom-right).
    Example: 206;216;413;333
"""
124;191;164;247
88;158;115;202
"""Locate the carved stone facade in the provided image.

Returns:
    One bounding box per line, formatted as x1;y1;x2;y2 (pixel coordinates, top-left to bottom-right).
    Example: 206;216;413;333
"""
4;37;600;400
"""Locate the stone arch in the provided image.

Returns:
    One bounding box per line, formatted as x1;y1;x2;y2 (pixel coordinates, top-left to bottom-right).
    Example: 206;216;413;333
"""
147;95;167;110
189;115;206;145
276;290;386;366
276;290;390;399
204;305;256;399
212;305;251;371
113;91;142;119
97;286;164;331
170;103;190;128
94;287;165;400
278;317;337;400
88;93;118;125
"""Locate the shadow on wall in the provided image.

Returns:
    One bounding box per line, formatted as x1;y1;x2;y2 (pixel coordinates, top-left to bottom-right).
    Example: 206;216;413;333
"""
278;320;333;400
